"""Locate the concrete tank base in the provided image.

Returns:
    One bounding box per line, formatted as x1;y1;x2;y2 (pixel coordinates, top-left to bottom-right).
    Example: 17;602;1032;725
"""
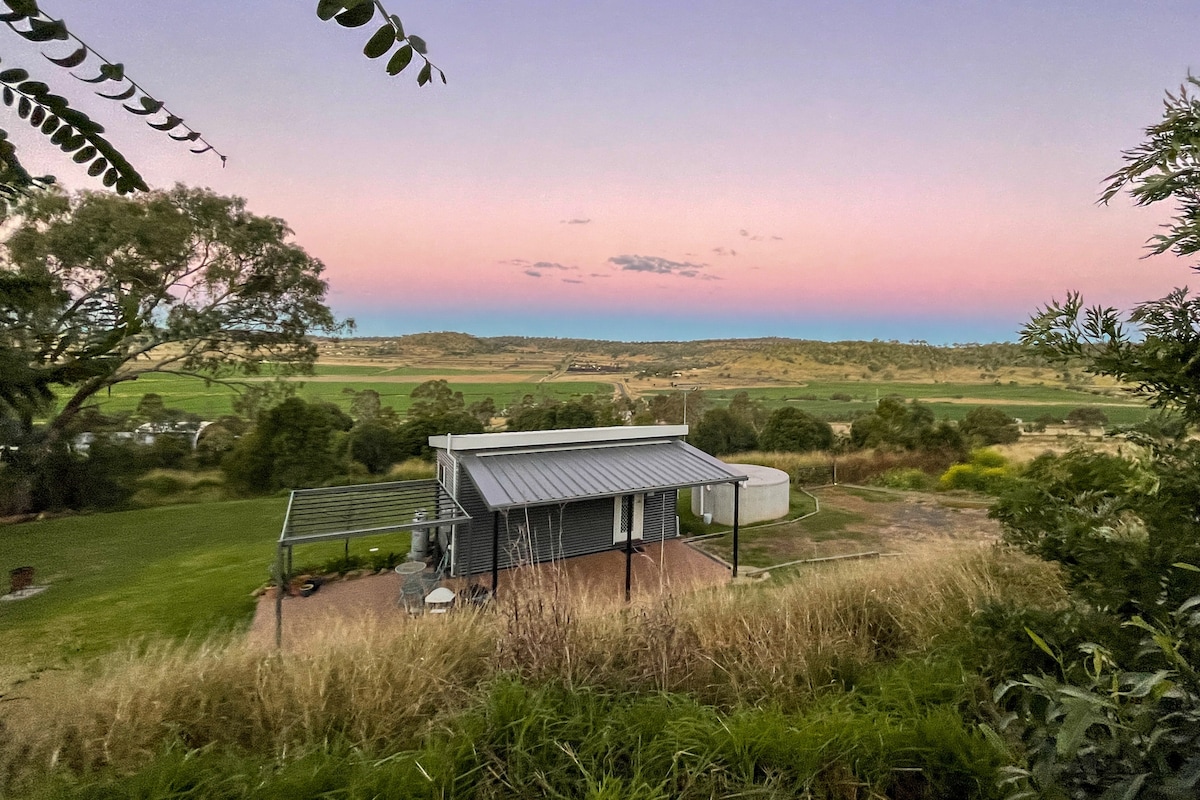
693;463;790;526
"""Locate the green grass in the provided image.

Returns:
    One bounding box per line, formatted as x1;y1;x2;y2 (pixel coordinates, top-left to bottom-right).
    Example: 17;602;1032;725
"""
679;488;874;568
67;373;613;418
0;499;412;672
683;381;1150;423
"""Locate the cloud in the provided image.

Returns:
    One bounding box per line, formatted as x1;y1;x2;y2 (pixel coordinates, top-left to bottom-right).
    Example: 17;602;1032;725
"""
523;269;543;278
500;258;531;265
560;218;591;225
712;247;737;257
607;254;717;279
562;278;583;284
531;261;577;271
771;235;783;241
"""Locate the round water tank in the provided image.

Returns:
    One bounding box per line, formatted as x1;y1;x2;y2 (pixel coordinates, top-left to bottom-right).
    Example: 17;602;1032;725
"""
692;464;790;526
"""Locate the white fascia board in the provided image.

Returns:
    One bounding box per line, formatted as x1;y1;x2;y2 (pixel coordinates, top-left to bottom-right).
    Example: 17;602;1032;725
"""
429;425;689;453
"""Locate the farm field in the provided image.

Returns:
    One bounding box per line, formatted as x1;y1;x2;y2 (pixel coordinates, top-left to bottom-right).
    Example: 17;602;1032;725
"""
79;369;613;418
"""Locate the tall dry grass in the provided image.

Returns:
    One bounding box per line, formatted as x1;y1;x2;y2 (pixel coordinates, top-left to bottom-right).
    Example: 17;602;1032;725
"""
1;544;1060;781
735;448;961;484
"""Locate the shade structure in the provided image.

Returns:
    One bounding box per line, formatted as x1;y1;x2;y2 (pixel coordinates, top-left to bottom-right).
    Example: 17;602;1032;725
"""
279;479;470;546
456;439;746;512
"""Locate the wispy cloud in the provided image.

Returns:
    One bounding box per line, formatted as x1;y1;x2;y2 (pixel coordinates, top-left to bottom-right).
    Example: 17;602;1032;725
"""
532;261;577;271
712;246;737;257
562;278;583;284
560;218;591;225
607;254;717;279
524;269;543;278
519;260;580;279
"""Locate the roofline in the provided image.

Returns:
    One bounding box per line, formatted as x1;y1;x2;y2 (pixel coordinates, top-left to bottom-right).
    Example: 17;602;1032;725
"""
429;424;689;452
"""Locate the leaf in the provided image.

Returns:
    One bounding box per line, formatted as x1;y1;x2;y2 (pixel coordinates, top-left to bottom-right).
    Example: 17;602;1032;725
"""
49;124;71;145
71;145;96;163
17;96;30;119
389;14;404;39
363;23;395;59
315;0;344;21
1173;562;1200;572
16;80;48;98
28;105;43;126
147;115;182;132
21;17;68;42
0;68;29;83
39;114;57;134
44;44;87;68
417;62;431;86
334;1;373;27
386;45;412;75
1;87;12;106
169;130;201;142
4;0;40;18
96;84;136;101
408;34;427;55
123;97;164;116
1024;627;1058;660
86;157;107;177
102;166;118;187
1098;773;1148;800
439;68;446;85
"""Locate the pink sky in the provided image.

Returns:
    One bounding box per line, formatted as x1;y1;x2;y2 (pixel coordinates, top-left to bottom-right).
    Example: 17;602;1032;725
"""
5;2;1199;342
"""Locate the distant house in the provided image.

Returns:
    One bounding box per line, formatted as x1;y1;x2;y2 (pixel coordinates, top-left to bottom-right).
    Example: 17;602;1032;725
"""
429;425;746;580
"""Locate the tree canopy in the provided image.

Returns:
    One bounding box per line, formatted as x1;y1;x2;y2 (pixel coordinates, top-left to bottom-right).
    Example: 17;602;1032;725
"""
1;185;346;439
1023;76;1200;423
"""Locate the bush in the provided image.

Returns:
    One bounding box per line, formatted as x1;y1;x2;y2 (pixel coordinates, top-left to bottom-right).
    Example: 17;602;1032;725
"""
937;449;1015;494
758;407;833;452
958;406;1020;445
874;467;935;491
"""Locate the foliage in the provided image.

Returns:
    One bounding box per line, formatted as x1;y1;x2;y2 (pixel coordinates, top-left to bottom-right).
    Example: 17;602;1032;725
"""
939;449;1016;494
689;407;757;456
875;466;936;490
994;441;1200;616
995;584;1200;800
222;397;352;492
850;397;966;456
758;406;834;452
1066;405;1110;430
0;0;441;204
2;186;344;436
959;405;1021;446
1022;77;1200;425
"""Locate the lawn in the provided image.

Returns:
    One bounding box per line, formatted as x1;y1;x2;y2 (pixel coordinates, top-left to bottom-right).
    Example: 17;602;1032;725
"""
0;499;415;678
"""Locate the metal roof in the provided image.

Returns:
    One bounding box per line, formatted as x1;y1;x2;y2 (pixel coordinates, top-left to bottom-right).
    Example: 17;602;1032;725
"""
279;479;471;546
457;440;747;511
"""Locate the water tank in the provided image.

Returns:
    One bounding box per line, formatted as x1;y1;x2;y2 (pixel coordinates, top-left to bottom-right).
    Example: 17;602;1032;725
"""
693;464;790;525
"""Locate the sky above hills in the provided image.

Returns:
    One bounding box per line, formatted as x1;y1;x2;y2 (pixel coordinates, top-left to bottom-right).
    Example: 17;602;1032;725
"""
7;1;1200;343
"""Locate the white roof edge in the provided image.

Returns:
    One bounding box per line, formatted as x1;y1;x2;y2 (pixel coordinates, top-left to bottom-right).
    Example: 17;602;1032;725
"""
429;424;689;452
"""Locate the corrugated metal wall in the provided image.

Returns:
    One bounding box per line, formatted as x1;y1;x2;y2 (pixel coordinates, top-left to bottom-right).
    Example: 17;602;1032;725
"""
450;474;680;577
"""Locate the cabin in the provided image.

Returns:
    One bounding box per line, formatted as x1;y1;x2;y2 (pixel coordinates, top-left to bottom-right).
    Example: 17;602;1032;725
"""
429;425;747;582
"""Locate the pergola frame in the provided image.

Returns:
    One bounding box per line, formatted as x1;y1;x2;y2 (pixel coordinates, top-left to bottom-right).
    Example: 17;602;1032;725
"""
274;479;471;646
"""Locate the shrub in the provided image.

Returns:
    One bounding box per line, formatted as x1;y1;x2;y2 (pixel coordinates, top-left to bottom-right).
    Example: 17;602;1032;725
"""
937;449;1015;494
874;467;935;491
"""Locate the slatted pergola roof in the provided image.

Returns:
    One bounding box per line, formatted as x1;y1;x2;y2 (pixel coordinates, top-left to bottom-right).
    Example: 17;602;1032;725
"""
279;479;471;546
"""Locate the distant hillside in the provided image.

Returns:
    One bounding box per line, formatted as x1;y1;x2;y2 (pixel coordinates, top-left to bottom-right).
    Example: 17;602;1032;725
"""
316;333;1085;390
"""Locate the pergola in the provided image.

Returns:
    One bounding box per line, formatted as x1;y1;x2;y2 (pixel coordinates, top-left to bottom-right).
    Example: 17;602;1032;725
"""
274;479;471;645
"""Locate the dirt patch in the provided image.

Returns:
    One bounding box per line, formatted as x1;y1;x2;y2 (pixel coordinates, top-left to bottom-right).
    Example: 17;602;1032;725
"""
694;485;1000;569
815;485;1000;548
